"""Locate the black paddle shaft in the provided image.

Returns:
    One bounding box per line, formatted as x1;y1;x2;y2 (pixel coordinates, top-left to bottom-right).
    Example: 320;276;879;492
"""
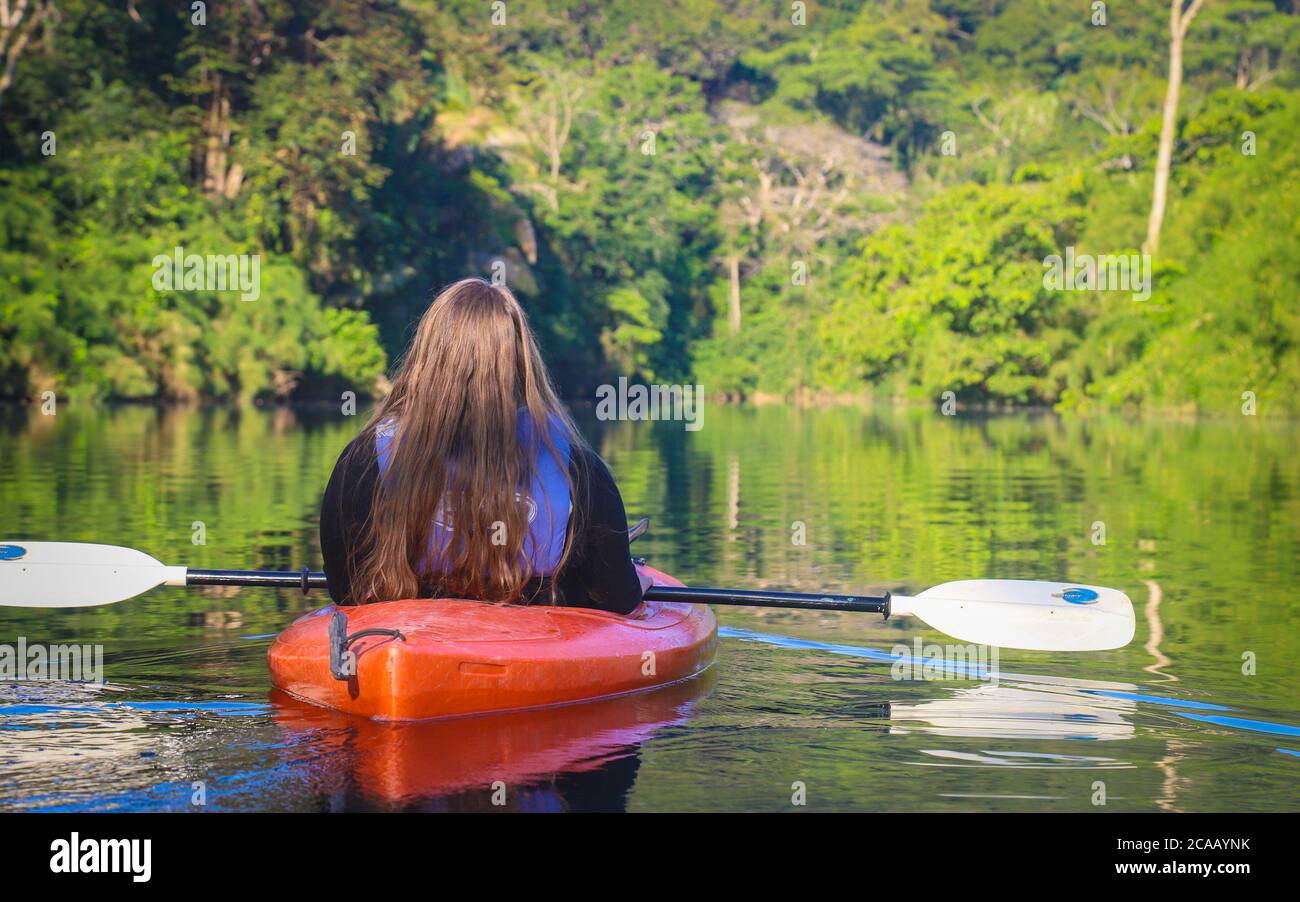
185;568;891;616
187;568;328;594
646;585;891;616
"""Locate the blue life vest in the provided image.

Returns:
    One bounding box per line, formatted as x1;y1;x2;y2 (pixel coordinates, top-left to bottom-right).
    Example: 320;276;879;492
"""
374;410;572;576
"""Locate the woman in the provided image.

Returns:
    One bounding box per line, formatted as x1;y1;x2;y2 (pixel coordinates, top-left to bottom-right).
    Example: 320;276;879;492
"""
320;278;649;614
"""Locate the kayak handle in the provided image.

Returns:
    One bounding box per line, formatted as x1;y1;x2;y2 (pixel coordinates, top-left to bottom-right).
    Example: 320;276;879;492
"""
328;610;405;680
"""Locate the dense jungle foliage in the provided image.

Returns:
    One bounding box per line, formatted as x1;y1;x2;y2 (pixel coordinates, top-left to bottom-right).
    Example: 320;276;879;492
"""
0;0;1296;414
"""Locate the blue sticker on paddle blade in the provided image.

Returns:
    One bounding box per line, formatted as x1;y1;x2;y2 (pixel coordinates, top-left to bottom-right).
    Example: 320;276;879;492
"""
1057;587;1099;604
0;544;28;561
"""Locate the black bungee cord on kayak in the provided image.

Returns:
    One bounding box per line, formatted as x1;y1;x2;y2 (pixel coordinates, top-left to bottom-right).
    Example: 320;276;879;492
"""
328;610;405;681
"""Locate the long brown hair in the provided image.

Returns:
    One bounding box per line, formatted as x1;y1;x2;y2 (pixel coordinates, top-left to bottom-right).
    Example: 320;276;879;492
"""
348;278;584;604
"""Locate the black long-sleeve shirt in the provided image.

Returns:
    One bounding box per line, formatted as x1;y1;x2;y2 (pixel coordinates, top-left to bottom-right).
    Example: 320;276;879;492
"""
319;436;643;613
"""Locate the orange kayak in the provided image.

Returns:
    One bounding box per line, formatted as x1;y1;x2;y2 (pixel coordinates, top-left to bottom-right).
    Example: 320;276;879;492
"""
267;565;717;721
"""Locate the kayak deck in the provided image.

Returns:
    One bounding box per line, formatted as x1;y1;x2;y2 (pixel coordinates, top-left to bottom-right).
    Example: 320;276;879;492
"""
267;566;717;721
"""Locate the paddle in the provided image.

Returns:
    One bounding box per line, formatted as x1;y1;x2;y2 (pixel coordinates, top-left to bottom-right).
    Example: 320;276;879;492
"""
0;538;1135;651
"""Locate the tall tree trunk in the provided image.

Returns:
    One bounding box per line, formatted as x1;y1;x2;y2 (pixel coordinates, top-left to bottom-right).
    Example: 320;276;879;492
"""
727;255;741;334
0;0;56;111
1145;0;1208;257
203;73;232;198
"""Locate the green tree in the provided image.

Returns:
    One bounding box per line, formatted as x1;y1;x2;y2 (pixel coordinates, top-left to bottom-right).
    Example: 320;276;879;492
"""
817;182;1088;405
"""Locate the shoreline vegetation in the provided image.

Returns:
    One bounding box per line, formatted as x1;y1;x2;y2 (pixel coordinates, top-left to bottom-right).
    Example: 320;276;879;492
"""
0;393;1291;425
1;2;1297;417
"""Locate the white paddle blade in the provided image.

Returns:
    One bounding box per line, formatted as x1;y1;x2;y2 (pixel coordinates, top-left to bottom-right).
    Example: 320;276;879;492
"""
0;541;186;608
892;579;1135;651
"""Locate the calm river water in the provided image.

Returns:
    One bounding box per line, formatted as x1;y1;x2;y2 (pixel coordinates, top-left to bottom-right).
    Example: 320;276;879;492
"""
1;403;1296;811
